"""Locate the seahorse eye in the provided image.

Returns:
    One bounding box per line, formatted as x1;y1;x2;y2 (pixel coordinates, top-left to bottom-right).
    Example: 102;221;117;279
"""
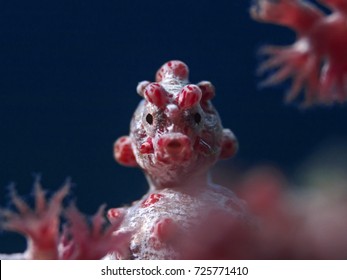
194;112;201;124
146;113;153;125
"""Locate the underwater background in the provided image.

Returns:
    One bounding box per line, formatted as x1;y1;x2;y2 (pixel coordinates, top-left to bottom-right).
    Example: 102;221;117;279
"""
1;0;347;253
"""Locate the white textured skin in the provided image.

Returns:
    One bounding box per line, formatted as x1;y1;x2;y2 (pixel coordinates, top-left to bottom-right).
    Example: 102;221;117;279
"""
112;182;247;259
130;77;223;189
112;61;247;259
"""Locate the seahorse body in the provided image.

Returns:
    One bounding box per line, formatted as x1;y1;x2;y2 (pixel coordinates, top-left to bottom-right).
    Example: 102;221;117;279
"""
112;61;246;259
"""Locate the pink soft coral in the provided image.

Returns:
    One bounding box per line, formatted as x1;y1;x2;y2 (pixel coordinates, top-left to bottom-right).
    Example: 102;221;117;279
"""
0;180;130;260
252;0;347;106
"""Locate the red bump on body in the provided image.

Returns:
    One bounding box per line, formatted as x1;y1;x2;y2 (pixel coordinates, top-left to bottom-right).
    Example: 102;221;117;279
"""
107;208;125;224
136;80;150;96
114;136;137;167
177;84;202;109
141;193;164;208
144;82;168;108
153;218;176;242
198;81;215;101
220;129;238;159
156;60;189;82
140;137;154;154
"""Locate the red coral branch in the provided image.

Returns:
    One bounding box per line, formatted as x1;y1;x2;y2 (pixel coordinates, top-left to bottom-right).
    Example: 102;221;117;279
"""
0;180;69;259
251;0;347;106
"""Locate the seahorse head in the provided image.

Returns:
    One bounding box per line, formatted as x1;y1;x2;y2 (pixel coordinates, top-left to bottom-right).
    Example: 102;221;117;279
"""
114;61;237;189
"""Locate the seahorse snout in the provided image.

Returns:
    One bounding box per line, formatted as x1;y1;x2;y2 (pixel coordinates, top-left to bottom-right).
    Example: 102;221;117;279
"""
156;133;192;163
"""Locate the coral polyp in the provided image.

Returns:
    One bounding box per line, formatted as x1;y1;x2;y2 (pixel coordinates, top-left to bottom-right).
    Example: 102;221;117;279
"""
251;0;347;106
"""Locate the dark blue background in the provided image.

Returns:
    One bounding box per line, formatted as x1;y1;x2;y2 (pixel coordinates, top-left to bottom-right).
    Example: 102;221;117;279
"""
1;0;346;253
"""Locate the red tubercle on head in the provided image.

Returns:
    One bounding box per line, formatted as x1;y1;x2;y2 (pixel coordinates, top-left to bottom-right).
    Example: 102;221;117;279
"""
141;193;164;208
198;81;215;102
156;60;189;82
177;84;202;109
144;82;168;108
219;129;238;159
136;81;151;97
114;136;137;167
140;137;154;154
